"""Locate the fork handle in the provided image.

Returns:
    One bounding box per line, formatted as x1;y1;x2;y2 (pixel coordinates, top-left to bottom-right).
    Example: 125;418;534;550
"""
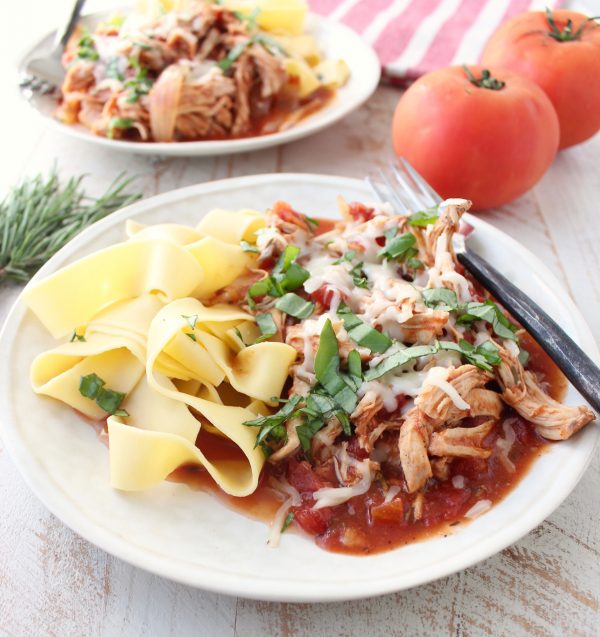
457;248;600;413
53;0;87;51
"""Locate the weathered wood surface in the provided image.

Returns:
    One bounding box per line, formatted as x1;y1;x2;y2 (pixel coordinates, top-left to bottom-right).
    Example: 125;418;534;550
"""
1;1;599;635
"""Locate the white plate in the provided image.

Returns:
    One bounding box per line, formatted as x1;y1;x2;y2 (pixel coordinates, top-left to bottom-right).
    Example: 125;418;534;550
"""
17;11;380;156
0;174;598;602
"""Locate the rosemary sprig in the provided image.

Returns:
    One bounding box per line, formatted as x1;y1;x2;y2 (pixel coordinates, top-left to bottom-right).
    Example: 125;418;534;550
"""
0;169;142;283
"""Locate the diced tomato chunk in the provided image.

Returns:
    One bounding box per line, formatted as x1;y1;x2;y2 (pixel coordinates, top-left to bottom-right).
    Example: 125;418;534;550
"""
345;437;370;460
348;202;375;222
293;505;332;535
310;285;337;309
371;498;405;523
287;459;329;493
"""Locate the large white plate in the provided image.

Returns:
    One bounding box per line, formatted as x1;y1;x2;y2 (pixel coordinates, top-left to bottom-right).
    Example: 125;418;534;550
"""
0;174;598;602
17;11;380;156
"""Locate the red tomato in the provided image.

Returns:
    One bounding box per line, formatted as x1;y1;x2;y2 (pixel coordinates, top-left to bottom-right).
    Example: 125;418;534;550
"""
481;10;600;149
391;65;559;210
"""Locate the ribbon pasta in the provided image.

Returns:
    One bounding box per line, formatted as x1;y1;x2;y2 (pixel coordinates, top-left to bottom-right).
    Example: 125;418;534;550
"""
25;209;298;498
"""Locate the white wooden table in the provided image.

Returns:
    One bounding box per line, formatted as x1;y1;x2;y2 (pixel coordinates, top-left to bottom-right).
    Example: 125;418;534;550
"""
1;2;599;635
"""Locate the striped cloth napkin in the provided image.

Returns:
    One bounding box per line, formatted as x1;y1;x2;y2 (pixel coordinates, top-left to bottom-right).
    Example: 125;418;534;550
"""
309;0;563;83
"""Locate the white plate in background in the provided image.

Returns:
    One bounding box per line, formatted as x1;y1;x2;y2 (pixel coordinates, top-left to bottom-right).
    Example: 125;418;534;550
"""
17;12;380;156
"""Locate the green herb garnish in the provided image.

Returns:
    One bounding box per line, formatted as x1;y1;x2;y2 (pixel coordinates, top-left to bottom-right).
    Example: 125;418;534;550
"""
332;250;356;265
281;512;295;533
255;312;278;343
408;208;439;227
364;343;439;381
79;373;129;416
243;395;302;447
421;288;459;311
107;117;135;139
240;240;259;253
438;339;501;372
275;293;315;319
69;329;86;342
457;300;518;341
336;302;392;354
378;230;418;262
247;245;309;307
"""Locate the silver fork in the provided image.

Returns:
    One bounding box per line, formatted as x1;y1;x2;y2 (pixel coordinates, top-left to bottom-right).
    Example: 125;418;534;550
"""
368;158;600;415
20;0;87;94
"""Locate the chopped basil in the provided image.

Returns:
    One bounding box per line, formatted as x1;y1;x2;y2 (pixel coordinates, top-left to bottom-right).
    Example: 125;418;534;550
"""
304;215;319;228
243;394;302;447
336;302;392;354
439;339;501;372
364;343;439;380
107;117;135;139
69;329;86;342
217;39;252;71
240;240;259;253
518;348;530;366
333;250;356;265
79;373;129;416
406;257;424;270
422;288;459;311
297;417;325;454
76;31;99;61
79;372;104;399
274;293;315;319
457;300;518;341
247;245;309;307
233;6;261;29
105;57;124;81
378;231;417;262
281;512;295;533
336;410;352;436
408;207;439;227
124;58;152;103
314;319;358;414
347;349;362;388
255;312;277;343
349;261;369;288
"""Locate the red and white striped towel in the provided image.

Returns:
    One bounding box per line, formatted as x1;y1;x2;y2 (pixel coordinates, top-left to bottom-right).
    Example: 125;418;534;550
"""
309;0;563;83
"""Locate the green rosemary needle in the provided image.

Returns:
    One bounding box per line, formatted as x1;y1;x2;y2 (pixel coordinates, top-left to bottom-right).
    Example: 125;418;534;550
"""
0;169;142;284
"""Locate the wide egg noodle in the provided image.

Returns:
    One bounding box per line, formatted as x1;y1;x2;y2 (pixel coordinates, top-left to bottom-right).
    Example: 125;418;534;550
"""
105;298;296;496
29;296;163;419
23;239;204;339
196;208;265;244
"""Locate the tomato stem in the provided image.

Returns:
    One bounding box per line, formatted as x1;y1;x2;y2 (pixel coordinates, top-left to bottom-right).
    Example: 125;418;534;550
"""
463;66;505;91
545;8;600;42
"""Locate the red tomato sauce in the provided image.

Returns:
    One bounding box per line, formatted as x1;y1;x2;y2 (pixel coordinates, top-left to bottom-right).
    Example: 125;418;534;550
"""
167;333;566;555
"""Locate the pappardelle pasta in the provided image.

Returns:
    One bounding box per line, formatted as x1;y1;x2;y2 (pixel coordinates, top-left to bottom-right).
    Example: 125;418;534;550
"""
25;197;596;554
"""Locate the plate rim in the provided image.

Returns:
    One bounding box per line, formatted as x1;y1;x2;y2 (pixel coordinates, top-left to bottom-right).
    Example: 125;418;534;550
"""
0;172;598;602
16;10;381;156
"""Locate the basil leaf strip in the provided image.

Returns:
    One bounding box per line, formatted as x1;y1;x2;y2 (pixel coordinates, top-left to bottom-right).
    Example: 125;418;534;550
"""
79;373;129;416
439;339;501;372
422;288;459;311
378;231;417;261
336;302;392;354
314;319;358;413
281;512;295;533
240;240;259;253
297;418;325;454
243;395;302;447
255;313;277;343
408;208;439;227
275;293;315;319
364;344;438;381
457;300;518;341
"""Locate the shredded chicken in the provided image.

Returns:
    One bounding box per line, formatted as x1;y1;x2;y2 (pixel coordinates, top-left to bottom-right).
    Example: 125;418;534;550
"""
352;391;384;450
398;408;434;493
428;420;495;458
495;348;595;440
416;365;500;424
